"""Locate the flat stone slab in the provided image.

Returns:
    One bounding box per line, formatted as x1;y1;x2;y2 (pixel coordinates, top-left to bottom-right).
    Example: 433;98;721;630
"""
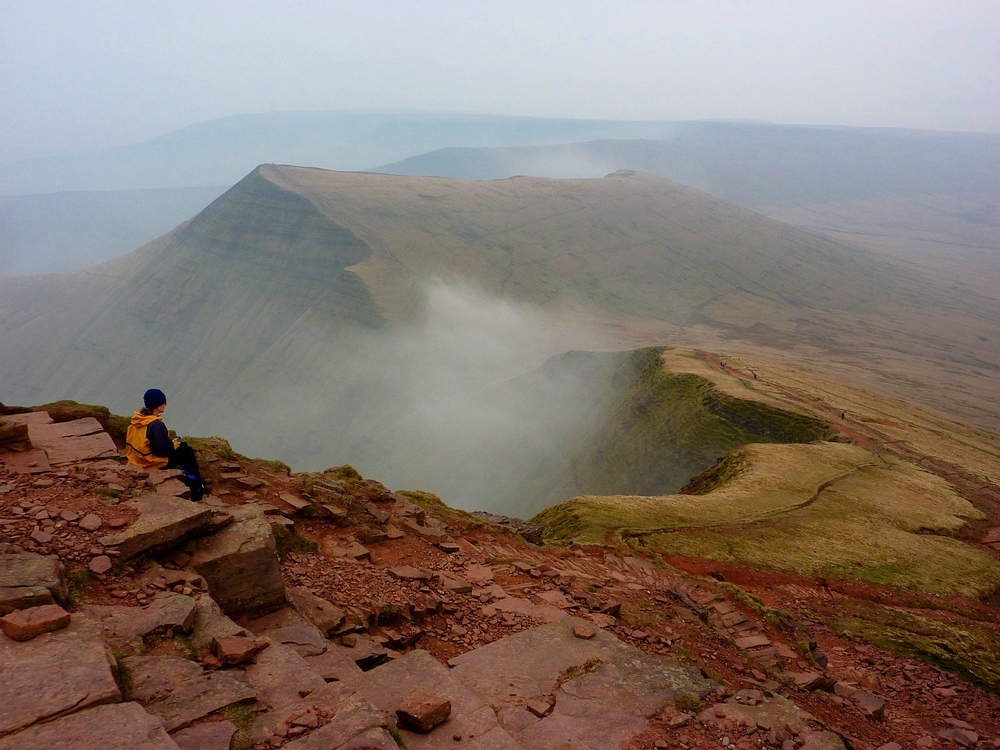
83;593;196;650
0;552;66;614
447;617;715;750
0;701;181;750
100;495;227;560
139;667;255;732
304;644;364;682
0;412;54;426
26;417;119;465
735;634;772;649
280;692;387;750
185;504;286;618
124;655;205;701
171;720;238;750
267;623;329;656
0;631;121;737
481;595;566;624
345;649;511;750
244;642;328;709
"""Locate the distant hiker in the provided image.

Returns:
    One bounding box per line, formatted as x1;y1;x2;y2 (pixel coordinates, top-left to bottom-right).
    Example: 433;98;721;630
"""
125;388;208;501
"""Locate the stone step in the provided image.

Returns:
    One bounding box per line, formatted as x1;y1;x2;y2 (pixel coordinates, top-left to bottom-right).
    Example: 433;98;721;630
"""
100;495;230;560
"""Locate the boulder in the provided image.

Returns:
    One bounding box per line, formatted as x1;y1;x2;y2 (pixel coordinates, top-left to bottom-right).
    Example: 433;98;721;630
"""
99;495;229;560
78;513;103;531
185;504;286;618
436;571;473;594
0;632;121;737
0;603;71;641
0;702;180;750
0;552;66;614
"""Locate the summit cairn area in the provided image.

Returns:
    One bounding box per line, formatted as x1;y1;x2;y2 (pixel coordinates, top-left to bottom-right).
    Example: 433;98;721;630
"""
0;405;998;749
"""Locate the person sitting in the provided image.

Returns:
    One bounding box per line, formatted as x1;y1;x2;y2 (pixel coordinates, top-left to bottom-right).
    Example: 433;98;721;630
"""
124;388;208;501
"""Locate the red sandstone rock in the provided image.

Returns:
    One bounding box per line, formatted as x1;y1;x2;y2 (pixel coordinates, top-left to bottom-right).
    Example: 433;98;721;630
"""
89;555;112;575
396;691;451;733
573;623;596;639
0;603;71;640
213;634;267;665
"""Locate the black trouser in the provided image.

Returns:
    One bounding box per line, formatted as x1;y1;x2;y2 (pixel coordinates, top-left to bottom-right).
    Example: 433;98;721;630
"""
166;442;205;499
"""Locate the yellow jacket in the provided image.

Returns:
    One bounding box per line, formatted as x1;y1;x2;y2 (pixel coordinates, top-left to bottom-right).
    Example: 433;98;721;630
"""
125;411;170;469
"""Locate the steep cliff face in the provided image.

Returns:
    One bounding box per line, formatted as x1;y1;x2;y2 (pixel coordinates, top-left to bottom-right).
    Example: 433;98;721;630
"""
0;168;383;417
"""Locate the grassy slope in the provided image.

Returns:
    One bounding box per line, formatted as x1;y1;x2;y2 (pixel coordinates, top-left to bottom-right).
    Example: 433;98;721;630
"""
534;350;1000;599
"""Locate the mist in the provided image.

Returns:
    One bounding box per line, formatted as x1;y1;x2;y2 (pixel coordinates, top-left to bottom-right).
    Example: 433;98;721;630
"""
213;282;617;518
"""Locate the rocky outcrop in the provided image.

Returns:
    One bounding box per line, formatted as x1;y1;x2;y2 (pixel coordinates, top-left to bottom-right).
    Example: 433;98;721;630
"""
184;504;286;618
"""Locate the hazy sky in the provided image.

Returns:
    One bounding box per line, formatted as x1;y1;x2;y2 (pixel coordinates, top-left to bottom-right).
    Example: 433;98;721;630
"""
2;0;998;162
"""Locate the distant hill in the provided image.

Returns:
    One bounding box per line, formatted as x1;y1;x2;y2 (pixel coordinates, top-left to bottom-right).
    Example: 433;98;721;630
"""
0;186;224;274
373;126;1000;208
0;111;697;195
0;165;997;512
373;129;1000;298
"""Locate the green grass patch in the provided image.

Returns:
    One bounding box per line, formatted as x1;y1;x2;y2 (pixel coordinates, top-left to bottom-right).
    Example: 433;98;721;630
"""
324;464;363;481
537;441;1000;598
113;651;135;700
711;581;789;626
271;523;319;560
557;657;603;687
397;489;483;524
64;567;91;607
251;457;290;475
172;634;198;660
386;724;408;749
833;608;1000;694
222;703;256;750
674;693;705;714
184;436;236;459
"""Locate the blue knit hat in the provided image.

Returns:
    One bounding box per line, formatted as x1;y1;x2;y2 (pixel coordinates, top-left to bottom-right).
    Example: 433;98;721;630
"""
143;388;167;409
